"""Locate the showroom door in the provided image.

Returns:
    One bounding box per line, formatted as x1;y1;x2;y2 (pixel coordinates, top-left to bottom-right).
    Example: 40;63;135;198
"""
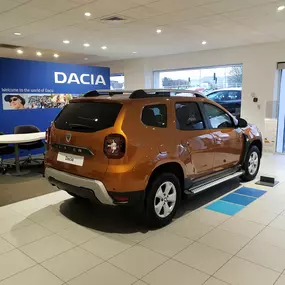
203;103;243;171
276;65;285;153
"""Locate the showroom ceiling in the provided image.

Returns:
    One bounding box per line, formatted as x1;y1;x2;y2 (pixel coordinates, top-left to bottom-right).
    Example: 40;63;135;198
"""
0;0;284;63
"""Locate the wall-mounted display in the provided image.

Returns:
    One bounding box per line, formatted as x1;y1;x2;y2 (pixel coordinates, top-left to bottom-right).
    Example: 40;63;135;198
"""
0;58;110;133
2;93;79;110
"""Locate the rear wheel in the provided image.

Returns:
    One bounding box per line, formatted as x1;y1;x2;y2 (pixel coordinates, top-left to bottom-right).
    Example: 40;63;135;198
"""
241;145;261;181
145;173;181;228
67;192;86;200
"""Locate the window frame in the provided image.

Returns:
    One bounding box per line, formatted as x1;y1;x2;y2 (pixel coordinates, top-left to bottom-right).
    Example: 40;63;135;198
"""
175;101;206;131
202;102;235;130
141;104;168;128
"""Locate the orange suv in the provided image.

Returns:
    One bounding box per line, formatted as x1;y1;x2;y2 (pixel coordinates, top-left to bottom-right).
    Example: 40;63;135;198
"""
45;89;262;227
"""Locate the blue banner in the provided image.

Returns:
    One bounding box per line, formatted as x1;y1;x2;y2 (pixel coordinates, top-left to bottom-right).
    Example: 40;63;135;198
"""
0;58;110;134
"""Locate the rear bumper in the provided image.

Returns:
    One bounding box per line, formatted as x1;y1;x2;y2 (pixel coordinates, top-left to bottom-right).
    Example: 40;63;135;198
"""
45;167;144;206
45;167;114;205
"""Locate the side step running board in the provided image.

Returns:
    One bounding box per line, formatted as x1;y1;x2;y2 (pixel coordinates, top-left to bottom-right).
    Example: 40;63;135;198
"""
186;171;244;195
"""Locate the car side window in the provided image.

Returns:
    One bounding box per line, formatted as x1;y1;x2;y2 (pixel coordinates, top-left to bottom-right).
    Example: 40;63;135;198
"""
175;102;204;130
228;91;241;100
204;103;234;129
142;104;167;128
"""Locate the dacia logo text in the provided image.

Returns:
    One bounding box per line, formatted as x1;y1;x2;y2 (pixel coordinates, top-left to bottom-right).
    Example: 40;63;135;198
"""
54;72;106;85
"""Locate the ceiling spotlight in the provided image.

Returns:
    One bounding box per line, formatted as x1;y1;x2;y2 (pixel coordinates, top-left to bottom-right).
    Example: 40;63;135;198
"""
14;32;21;36
202;41;207;45
101;46;107;50
277;5;285;11
36;51;42;56
16;49;23;54
84;57;88;60
63;40;70;44
53;53;59;58
132;51;137;54
156;29;162;34
84;12;91;17
83;43;90;47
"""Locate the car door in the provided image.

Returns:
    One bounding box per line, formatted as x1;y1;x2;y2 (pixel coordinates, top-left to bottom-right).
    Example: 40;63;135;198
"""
175;102;215;179
203;102;243;172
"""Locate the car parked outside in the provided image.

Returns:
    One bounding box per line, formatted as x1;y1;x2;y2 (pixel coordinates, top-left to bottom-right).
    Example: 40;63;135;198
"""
206;88;241;118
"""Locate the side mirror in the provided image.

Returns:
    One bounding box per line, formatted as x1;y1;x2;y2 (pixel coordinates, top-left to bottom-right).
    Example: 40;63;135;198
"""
237;118;248;128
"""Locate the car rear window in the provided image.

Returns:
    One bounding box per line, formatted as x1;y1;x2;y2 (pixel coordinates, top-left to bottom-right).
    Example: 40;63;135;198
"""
54;102;122;132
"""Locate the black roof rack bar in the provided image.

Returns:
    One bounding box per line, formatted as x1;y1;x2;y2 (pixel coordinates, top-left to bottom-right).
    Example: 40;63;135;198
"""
129;89;205;99
83;90;133;97
83;89;205;98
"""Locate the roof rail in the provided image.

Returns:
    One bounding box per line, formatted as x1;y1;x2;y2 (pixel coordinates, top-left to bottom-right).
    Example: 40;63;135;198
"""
129;89;205;99
83;89;205;99
83;90;132;97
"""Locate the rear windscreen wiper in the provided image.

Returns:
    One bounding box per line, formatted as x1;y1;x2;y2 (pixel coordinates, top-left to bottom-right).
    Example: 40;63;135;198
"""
69;123;93;129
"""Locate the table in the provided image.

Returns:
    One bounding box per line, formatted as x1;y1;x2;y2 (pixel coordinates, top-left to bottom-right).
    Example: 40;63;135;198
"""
0;132;46;175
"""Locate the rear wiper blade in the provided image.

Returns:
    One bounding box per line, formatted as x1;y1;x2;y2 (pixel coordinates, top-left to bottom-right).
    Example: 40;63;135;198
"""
69;123;93;129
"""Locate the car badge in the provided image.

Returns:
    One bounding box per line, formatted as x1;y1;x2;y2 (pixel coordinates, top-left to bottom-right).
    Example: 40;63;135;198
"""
66;133;72;143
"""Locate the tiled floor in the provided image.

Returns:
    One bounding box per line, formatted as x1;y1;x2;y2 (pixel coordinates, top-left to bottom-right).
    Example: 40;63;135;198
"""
0;154;285;284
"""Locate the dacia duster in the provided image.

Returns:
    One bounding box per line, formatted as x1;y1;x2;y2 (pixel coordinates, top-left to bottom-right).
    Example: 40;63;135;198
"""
45;89;262;227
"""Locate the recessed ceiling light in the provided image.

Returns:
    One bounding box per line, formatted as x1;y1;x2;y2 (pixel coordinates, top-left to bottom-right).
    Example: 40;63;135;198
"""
84;12;91;17
132;51;137;54
83;43;90;47
14;32;21;36
53;53;59;58
36;51;42;56
63;40;70;44
16;49;23;54
156;29;162;34
101;46;107;50
202;41;207;45
277;5;285;11
84;57;88;60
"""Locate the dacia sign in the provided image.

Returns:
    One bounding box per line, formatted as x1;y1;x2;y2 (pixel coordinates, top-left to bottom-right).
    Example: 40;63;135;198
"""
54;72;106;86
0;57;110;94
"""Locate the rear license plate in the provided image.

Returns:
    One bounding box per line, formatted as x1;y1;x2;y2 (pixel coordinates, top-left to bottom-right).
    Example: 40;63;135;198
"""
57;152;84;166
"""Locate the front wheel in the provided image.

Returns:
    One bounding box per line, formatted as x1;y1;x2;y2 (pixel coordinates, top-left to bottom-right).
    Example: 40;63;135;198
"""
145;173;181;228
241;145;261;181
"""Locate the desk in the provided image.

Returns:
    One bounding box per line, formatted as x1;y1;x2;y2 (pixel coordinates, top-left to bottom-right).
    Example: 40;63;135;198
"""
0;132;46;175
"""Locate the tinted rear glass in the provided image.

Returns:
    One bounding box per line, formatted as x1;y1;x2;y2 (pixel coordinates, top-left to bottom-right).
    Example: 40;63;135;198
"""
54;102;122;132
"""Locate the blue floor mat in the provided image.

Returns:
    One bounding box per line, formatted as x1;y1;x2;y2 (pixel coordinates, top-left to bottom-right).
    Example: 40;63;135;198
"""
221;193;256;206
234;187;266;198
205;200;245;216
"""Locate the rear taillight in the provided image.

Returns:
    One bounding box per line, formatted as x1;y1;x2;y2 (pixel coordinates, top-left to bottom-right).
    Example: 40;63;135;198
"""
104;134;125;159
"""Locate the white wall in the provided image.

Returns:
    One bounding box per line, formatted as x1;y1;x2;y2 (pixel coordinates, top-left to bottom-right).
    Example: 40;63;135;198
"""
100;41;285;135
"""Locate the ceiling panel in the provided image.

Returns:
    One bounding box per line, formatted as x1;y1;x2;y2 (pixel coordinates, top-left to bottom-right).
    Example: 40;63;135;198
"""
207;0;254;13
0;0;23;13
29;0;80;12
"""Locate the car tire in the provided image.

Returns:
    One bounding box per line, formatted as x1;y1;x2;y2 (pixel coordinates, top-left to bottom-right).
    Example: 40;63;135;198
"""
67;191;86;200
145;173;181;228
241;145;261;181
